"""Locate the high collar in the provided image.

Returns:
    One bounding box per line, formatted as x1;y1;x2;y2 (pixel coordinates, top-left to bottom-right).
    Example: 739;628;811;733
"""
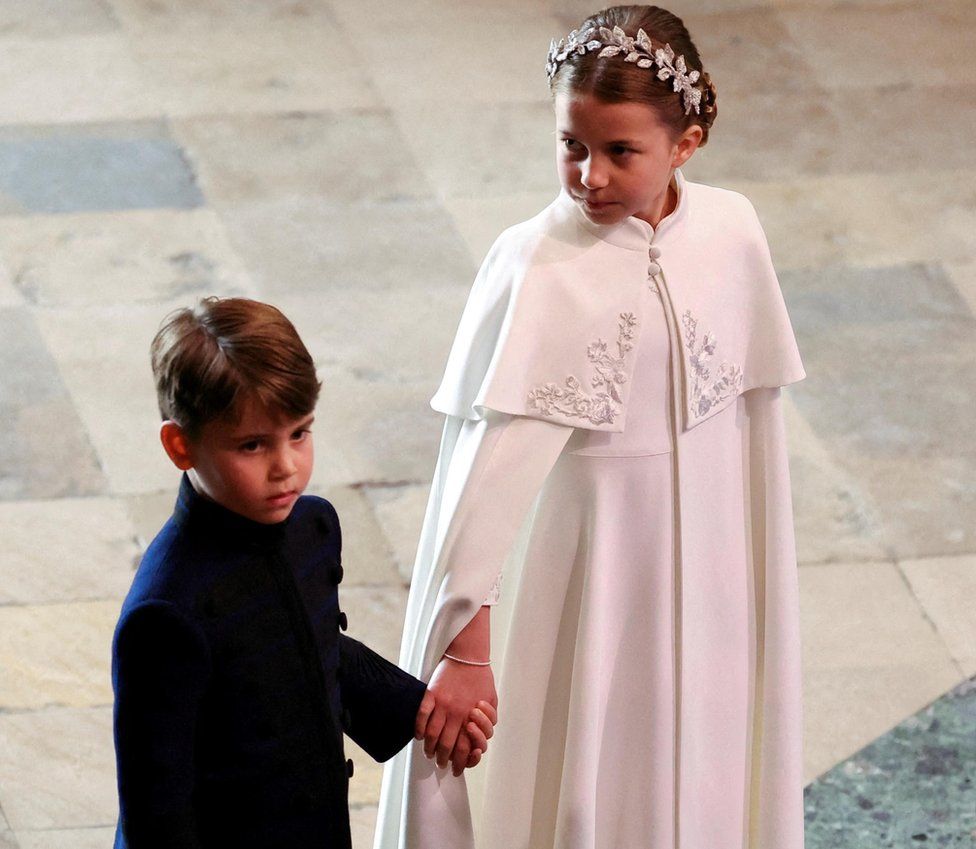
173;473;289;548
561;168;689;251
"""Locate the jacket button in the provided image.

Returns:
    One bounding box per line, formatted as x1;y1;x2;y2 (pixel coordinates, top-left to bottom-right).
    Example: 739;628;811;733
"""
648;244;662;260
647;262;661;276
331;563;344;584
346;758;355;778
338;611;348;632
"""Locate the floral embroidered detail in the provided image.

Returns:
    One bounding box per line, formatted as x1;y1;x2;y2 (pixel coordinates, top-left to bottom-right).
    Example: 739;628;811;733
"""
681;310;743;418
527;313;638;425
482;571;503;605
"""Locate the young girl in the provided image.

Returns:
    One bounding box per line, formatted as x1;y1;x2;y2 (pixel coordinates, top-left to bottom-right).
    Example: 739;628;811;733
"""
376;6;805;848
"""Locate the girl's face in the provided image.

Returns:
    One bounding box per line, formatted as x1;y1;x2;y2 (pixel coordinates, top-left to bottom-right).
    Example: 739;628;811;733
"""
554;91;701;228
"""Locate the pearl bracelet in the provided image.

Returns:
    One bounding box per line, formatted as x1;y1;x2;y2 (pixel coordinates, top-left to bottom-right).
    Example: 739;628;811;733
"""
443;652;491;667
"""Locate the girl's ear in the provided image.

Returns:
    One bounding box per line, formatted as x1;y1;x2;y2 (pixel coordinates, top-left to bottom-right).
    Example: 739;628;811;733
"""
672;124;703;169
160;421;194;471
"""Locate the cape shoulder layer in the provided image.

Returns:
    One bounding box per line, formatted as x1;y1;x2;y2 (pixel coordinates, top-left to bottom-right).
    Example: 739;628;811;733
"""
430;172;805;433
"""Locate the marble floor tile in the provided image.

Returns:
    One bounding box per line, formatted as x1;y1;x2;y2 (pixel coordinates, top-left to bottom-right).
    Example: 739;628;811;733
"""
307;368;441;490
0;707;116;830
946;260;976;316
0;263;24;308
0;307;106;501
901;555;976;677
782;262;976;558
127;21;382;118
0;498;137;605
33;302;189;495
0;0;118;38
272;287;468;386
784;395;888;564
349;803;377;849
174;111;433;206
442;192;562;265
348;12;564;108
0;36;153;126
780;1;976;90
14;828;115;849
393;101;558;201
804;677;976;848
108;0;336;28
316;485;402;587
0;209;253;307
0;122;202;216
729;170;976;272
339;584;410;665
346;741;383;810
0;601;117;710
219;196;475;295
800;561;962;780
363;483;431;584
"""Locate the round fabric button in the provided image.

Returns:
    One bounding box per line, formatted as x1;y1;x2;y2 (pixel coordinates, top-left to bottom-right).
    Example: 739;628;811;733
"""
338;611;348;631
647;262;661;276
346;758;355;778
648;245;662;260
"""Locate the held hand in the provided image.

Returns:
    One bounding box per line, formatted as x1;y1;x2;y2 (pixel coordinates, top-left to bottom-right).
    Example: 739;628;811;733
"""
453;701;498;777
422;658;497;771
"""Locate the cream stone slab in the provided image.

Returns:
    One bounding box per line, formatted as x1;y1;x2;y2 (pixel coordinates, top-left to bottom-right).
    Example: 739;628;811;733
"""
34;302;189;495
0;36;153;126
0;601;118;710
128;22;382;118
779;1;976;89
392;101;558;201
729;171;976;271
442;192;562;265
0;0;118;37
782;394;887;564
124;489;179;553
946;260;976;316
349;13;563;107
0;498;137;605
0;707;116;830
219;196;475;295
364;483;431;584
339;585;410;666
0;263;23;307
350;804;378;849
901;555;976;677
272;287;468;386
316;485;401;587
173;111;432;206
14;828;115;849
306;368;440;490
799;561;962;779
109;0;336;28
0;209;255;308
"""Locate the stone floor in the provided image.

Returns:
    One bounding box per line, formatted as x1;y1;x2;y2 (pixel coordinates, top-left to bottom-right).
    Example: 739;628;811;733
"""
0;0;973;846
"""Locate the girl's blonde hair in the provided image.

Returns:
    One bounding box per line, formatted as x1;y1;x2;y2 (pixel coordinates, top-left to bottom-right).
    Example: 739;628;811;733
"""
550;5;718;145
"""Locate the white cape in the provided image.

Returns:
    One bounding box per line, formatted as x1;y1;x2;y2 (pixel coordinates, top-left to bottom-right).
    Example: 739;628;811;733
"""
376;172;806;849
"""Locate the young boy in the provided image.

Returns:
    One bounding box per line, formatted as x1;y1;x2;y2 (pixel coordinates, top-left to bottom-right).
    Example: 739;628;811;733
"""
112;297;494;849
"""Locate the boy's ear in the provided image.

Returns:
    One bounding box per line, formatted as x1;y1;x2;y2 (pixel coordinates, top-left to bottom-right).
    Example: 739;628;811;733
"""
160;421;194;471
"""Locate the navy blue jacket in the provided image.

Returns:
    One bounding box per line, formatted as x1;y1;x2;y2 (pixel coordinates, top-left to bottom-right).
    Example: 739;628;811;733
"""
112;475;426;849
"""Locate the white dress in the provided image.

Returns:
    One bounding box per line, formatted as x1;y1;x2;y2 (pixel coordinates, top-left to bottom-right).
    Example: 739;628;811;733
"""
474;284;679;847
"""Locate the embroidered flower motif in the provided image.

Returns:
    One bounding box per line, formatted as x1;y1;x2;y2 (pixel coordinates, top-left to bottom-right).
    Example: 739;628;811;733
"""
681;310;742;418
527;313;637;426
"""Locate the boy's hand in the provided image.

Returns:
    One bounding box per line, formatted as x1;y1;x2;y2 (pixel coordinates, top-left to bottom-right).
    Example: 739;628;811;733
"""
451;701;497;776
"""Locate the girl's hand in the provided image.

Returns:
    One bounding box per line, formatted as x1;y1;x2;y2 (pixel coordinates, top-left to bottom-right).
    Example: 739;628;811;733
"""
454;701;497;776
423;658;498;771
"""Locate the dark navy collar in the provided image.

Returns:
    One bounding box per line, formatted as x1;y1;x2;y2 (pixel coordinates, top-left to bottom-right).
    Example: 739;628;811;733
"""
173;473;290;549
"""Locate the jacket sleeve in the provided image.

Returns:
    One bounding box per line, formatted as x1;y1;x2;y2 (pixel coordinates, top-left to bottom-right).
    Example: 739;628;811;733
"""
338;635;427;762
112;601;210;848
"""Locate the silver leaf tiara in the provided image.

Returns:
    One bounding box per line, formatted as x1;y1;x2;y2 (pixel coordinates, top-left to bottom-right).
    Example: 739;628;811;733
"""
546;25;704;116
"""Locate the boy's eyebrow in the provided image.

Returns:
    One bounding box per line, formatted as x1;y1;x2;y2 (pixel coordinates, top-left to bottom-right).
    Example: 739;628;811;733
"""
231;414;315;441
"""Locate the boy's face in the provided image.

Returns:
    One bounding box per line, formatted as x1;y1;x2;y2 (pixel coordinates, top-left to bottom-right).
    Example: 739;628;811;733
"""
185;399;314;524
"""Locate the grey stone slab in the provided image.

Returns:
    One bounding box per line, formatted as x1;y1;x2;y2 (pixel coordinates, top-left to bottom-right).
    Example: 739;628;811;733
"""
781;263;976;558
0;307;106;500
109;0;336;28
0;0;117;37
174;110;433;205
804;676;976;848
363;483;431;584
220;196;475;295
0;122;203;215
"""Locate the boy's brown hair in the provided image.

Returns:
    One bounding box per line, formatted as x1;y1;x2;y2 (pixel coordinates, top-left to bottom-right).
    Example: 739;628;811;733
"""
151;297;321;438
